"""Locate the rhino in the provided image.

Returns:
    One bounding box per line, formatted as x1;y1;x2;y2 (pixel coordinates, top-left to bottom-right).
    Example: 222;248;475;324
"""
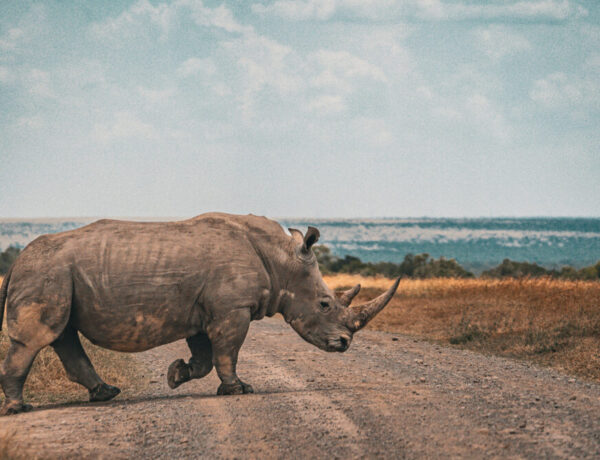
0;213;400;415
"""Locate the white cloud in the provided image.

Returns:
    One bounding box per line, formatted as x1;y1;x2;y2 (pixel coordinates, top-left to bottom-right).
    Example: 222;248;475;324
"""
306;49;388;114
426;85;512;141
416;86;434;100
216;28;391;118
0;4;46;52
90;0;251;40
26;69;55;98
14;115;44;129
252;0;338;21
90;0;175;39
137;86;175;104
252;0;397;21
307;94;346;114
60;60;106;89
0;66;13;84
184;1;253;34
475;25;532;60
530;72;600;109
465;93;511;141
352;117;394;147
310;70;353;94
253;0;585;22
416;0;586;21
177;57;217;78
444;64;503;95
220;33;304;116
431;105;462;120
580;24;600;42
92;112;157;143
212;82;232;97
310;50;387;84
253;0;400;21
216;28;390;118
585;54;600;71
0;28;24;51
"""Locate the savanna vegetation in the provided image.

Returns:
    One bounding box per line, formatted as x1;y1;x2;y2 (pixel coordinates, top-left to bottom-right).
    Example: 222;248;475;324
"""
314;245;474;278
326;274;600;381
481;258;600;280
0;247;20;276
314;245;600;281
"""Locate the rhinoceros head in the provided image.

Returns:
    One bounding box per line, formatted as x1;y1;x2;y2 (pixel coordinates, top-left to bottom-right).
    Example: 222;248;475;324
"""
282;226;401;352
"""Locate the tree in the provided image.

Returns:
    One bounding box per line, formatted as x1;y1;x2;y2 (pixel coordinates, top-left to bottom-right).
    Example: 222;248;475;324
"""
0;246;21;274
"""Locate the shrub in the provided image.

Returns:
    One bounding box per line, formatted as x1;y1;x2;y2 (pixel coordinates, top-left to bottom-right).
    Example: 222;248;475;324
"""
482;258;600;280
314;245;474;279
0;246;21;274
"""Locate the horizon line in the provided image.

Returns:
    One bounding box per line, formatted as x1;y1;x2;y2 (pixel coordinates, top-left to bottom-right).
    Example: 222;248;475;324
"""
1;215;600;222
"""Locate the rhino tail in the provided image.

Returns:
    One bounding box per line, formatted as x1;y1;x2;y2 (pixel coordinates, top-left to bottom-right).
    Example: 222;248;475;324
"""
0;264;13;331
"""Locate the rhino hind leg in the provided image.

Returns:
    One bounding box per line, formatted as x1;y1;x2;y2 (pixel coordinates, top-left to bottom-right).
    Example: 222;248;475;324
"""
0;340;40;415
51;326;121;402
167;333;213;389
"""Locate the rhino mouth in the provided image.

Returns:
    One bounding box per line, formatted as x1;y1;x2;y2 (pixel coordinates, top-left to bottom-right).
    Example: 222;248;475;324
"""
326;335;351;352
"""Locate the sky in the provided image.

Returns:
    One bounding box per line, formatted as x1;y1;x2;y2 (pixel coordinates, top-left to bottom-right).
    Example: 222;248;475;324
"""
0;0;598;218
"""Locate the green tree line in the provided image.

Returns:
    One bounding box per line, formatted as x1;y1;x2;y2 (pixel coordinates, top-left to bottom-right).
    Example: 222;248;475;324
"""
313;245;600;280
0;246;21;275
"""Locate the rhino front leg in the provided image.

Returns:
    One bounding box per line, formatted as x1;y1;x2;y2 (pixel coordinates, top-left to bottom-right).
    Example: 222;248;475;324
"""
207;309;254;396
167;333;213;389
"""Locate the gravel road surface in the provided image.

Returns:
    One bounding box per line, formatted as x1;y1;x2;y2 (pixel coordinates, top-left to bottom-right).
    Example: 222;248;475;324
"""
1;317;599;458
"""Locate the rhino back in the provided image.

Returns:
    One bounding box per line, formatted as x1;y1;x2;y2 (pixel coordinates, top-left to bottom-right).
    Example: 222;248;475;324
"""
9;214;284;351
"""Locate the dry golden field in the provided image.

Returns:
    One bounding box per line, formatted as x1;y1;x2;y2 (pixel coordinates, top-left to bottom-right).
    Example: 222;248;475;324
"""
0;333;144;406
326;274;600;381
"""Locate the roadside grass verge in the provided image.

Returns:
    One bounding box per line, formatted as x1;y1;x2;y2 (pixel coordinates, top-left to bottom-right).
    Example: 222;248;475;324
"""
0;430;32;460
1;277;147;406
0;333;146;406
325;274;600;381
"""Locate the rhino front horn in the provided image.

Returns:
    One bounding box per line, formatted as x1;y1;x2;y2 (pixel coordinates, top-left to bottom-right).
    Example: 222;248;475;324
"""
346;277;401;332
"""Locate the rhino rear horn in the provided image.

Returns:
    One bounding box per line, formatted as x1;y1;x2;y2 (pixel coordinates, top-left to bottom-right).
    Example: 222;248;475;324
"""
337;284;361;307
346;277;401;332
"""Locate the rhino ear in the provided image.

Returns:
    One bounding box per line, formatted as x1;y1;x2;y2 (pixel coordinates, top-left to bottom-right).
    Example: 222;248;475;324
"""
289;226;320;255
302;226;320;253
288;228;304;245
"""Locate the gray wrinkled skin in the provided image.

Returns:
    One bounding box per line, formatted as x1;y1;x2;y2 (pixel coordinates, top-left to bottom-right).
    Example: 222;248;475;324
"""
0;213;400;415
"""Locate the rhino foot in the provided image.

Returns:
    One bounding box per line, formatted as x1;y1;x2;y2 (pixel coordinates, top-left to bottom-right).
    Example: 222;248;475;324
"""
240;381;254;394
167;359;191;389
89;383;121;402
217;381;254;396
0;401;33;416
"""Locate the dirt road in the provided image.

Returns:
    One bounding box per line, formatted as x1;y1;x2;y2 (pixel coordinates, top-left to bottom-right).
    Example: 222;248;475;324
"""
1;317;599;458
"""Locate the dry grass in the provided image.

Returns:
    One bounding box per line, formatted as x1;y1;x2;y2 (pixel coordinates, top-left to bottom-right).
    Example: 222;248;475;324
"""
0;277;146;406
0;332;145;405
325;274;600;381
0;430;33;460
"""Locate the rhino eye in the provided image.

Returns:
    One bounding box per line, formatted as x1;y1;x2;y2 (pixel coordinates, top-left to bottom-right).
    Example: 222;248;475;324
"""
319;301;331;311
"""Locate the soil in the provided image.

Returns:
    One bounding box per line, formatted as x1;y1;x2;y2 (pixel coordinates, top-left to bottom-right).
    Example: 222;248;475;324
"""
1;317;599;459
